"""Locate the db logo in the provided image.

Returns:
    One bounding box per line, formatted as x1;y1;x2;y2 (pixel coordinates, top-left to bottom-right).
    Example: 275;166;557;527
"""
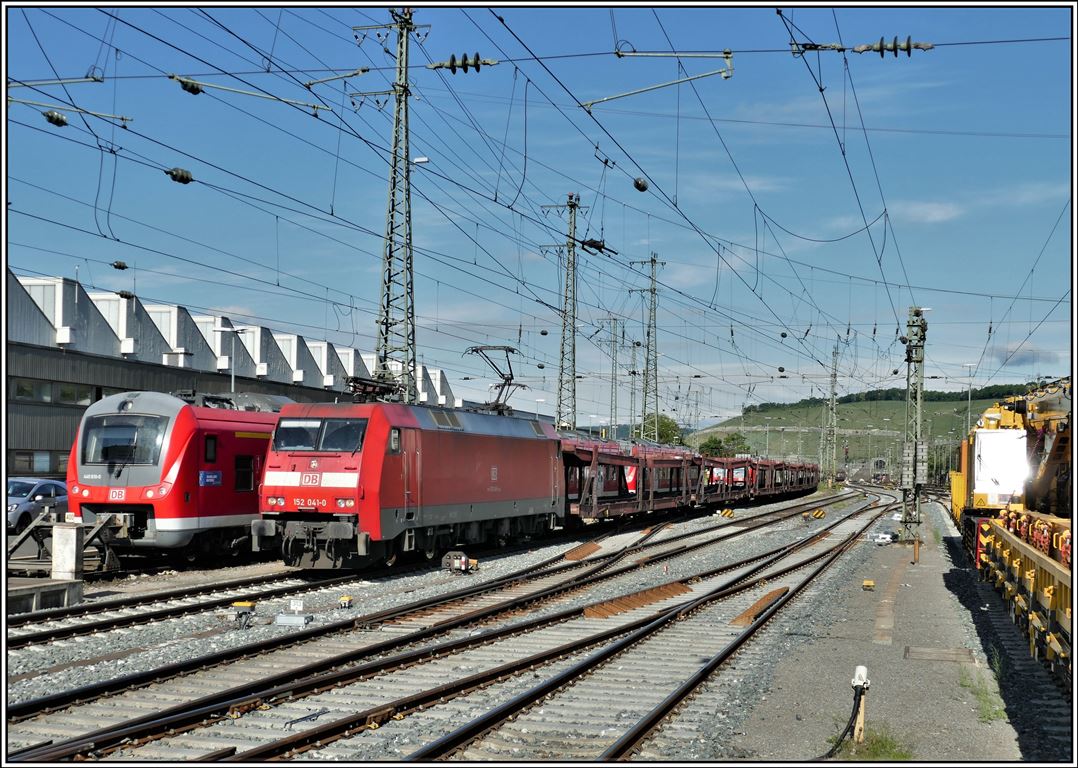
108;488;126;501
301;473;321;486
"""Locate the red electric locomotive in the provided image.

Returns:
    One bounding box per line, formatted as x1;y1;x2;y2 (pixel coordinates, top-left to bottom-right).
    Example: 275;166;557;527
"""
68;391;282;556
252;401;563;568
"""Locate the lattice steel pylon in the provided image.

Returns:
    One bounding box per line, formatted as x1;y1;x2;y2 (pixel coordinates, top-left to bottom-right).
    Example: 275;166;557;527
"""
608;317;620;438
631;253;664;442
542;193;584;429
900;306;928;545
370;8;419;402
825;344;839;483
629;341;639;439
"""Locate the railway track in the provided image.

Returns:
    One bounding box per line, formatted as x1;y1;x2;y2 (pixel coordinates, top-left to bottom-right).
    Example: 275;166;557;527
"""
6;571;361;649
7;492;853;657
6;492;861;760
418;504;889;761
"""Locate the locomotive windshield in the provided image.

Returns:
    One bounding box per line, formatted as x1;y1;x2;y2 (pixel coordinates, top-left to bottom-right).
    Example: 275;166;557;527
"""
82;414;168;465
273;418;368;453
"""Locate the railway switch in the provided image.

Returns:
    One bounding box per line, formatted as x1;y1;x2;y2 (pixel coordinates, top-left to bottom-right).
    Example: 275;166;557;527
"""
229;601;256;630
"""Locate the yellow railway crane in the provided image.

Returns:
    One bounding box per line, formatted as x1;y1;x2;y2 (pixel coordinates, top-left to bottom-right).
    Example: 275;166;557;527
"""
950;377;1071;687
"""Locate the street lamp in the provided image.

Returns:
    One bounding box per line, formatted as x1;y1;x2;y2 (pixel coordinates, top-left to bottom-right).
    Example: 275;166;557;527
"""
212;326;250;393
963;363;976;434
535;398;545;419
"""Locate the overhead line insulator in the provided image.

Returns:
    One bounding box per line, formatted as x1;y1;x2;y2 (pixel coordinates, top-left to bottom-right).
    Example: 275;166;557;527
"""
165;167;194;184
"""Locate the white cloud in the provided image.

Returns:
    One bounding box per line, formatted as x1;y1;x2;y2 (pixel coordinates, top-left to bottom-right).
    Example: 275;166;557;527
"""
889;200;964;223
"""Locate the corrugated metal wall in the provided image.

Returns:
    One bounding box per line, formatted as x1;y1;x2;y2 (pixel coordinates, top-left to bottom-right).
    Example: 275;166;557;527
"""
8;342;346;454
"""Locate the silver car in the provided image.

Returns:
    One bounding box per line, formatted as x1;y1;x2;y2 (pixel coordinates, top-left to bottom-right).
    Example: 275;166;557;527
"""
7;478;68;534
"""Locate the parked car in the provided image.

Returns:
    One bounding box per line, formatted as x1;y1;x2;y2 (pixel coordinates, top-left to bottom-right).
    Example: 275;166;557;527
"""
6;478;68;534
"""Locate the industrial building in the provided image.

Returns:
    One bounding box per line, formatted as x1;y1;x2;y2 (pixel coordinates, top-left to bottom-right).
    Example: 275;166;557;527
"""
4;269;458;477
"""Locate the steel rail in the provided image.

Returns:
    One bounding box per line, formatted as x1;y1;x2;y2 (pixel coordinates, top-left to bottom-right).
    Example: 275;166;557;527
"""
600;507;891;758
6;574;364;648
12;529;805;763
405;500;890;760
8;493;846;720
6;569;301;626
4;545;579;724
9;494;860;762
173;501;886;762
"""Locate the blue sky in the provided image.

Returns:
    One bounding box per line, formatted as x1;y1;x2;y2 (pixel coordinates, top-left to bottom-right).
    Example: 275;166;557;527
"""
5;3;1073;427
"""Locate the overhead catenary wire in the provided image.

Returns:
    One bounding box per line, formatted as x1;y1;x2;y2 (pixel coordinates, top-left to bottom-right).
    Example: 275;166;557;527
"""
14;9;1060;412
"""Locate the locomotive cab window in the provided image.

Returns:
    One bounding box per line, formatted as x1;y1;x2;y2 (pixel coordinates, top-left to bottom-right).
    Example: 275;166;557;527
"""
272;418;369;453
389;428;401;454
205;435;217;462
319;419;368;452
273;419;321;451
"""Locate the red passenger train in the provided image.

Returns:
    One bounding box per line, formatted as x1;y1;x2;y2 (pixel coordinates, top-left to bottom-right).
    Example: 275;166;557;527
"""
67;391;285;557
252;399;819;569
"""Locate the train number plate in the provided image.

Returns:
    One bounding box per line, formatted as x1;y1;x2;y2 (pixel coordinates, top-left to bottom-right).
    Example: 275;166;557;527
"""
294;497;328;507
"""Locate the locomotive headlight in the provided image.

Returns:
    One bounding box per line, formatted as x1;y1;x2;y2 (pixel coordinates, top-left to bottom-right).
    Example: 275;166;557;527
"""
335;498;355;508
158;485;169;497
82;489;90;497
71;485;79;494
267;497;277;506
146;490;155;498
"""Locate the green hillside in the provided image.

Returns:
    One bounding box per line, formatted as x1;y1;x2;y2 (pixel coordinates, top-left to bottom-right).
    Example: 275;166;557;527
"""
692;397;1002;473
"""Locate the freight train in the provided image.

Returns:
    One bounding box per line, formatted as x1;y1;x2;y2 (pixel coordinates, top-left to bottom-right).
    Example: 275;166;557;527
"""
251;399;819;569
67;390;287;558
949;377;1071;685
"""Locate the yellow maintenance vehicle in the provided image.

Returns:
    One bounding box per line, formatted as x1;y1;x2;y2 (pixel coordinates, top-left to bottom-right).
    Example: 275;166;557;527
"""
950;377;1071;687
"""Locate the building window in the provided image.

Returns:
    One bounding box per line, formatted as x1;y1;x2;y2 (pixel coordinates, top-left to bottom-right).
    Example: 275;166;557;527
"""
56;453;69;474
10;450;51;473
205;435;218;462
11;378;52;403
235;455;255;491
55;382;94;406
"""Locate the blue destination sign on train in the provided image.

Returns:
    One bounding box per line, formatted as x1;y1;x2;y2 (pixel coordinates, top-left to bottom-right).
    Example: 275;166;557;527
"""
199;471;223;487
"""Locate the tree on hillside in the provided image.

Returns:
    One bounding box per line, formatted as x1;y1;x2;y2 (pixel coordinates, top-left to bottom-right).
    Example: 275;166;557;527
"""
720;431;752;456
699;432;752;457
699;436;725;456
